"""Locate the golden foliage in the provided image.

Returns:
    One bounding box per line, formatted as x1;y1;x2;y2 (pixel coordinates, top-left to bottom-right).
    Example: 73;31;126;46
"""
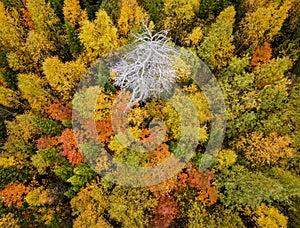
18;73;53;110
27;0;60;38
117;0;148;37
63;0;87;27
0;86;20;109
79;9;119;61
237;132;294;167
255;203;288;228
0;156;17;168
24;31;56;68
43;56;86;102
215;149;237;171
163;0;200;41
70;183;112;228
0;213;20;228
240;0;293;46
185;26;203;46
25;187;56;207
0;2;26;52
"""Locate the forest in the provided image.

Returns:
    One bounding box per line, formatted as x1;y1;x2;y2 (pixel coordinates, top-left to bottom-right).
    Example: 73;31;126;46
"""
0;0;299;227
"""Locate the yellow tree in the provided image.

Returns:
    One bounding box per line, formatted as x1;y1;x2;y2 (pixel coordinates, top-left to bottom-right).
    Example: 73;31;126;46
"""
5;114;42;154
0;213;20;228
43;56;86;102
27;0;68;60
0;86;20;109
79;9;119;63
21;31;56;71
27;0;61;39
0;2;30;72
0;2;26;53
163;0;200;42
108;185;157;227
70;183;112;228
63;0;88;27
255;203;288;228
237;132;294;167
117;0;148;37
0;2;57;72
198;6;236;71
240;0;294;49
18;73;53;110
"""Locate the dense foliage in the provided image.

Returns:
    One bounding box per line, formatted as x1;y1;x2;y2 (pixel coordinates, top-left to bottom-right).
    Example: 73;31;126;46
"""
0;0;299;227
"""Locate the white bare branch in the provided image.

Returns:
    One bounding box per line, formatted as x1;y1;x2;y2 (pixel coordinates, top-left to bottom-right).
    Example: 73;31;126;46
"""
112;26;179;107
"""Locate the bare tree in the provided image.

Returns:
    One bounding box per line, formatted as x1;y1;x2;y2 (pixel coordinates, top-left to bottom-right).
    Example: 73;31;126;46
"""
112;25;179;107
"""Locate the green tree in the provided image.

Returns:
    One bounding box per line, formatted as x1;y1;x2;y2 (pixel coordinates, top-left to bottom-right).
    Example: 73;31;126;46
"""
63;0;87;58
81;0;102;20
0;47;18;89
198;0;233;19
216;165;300;210
138;0;164;26
100;0;121;24
32;117;64;137
48;0;65;22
